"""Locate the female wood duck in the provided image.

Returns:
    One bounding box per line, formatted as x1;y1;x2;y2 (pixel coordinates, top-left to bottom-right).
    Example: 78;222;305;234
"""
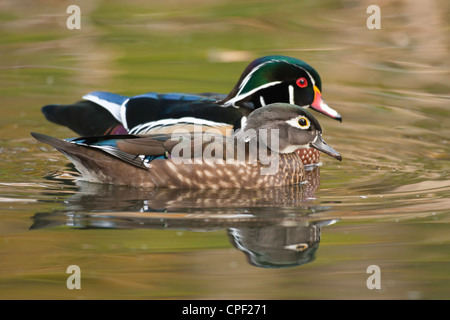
41;55;341;165
32;103;341;189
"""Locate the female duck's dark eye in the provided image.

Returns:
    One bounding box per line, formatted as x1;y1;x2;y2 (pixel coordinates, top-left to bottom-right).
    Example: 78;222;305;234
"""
297;116;310;129
296;77;308;88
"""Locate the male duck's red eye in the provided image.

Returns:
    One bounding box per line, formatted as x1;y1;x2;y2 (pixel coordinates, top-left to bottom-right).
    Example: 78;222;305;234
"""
296;77;308;88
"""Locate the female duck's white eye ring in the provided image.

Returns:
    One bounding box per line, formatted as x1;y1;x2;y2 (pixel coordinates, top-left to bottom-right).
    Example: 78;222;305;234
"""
297;116;310;129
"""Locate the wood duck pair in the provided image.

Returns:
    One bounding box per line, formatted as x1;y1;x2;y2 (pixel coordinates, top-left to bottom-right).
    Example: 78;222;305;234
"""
34;56;342;188
41;55;342;165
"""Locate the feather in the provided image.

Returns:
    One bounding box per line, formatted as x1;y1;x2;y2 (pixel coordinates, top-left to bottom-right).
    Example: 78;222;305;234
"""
82;91;129;123
116;137;167;155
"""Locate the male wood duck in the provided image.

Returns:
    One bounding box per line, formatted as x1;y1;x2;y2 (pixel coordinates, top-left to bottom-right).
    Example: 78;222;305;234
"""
32;103;341;189
41;55;341;165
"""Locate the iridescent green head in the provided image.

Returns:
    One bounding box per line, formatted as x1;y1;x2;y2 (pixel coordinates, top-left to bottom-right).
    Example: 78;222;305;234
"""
222;55;341;121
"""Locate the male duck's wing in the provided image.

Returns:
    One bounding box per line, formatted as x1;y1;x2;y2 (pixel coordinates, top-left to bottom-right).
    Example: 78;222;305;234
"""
125;93;248;134
41;91;248;137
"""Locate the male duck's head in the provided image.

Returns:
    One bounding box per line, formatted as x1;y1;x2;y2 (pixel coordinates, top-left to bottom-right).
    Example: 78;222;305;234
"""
222;55;341;122
243;103;342;161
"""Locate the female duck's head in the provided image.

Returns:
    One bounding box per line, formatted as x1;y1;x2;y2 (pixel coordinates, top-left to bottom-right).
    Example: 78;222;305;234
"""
242;103;342;161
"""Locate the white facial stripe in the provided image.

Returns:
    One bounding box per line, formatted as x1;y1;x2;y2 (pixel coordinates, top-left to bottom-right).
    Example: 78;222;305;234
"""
285;117;299;128
302;68;316;87
259;96;266;106
284;61;316;87
285;116;310;130
238;61;271;91
288;85;294;104
224;81;282;106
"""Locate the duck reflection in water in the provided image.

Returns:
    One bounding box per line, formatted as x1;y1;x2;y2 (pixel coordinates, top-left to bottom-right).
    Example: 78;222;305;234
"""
228;219;336;268
32;166;338;268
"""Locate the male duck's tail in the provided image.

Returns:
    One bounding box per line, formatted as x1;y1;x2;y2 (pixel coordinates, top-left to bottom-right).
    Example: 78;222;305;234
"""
41;91;132;136
41;101;123;136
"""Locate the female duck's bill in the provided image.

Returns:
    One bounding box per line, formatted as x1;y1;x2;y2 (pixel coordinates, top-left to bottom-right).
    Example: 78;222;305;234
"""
310;134;341;161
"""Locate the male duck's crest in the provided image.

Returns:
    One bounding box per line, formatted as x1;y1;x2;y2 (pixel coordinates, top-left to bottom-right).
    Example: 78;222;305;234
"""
32;103;341;189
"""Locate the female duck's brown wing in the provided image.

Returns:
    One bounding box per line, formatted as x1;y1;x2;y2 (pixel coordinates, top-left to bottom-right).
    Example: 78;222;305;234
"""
31;132;152;170
115;136;180;155
31;132;230;169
